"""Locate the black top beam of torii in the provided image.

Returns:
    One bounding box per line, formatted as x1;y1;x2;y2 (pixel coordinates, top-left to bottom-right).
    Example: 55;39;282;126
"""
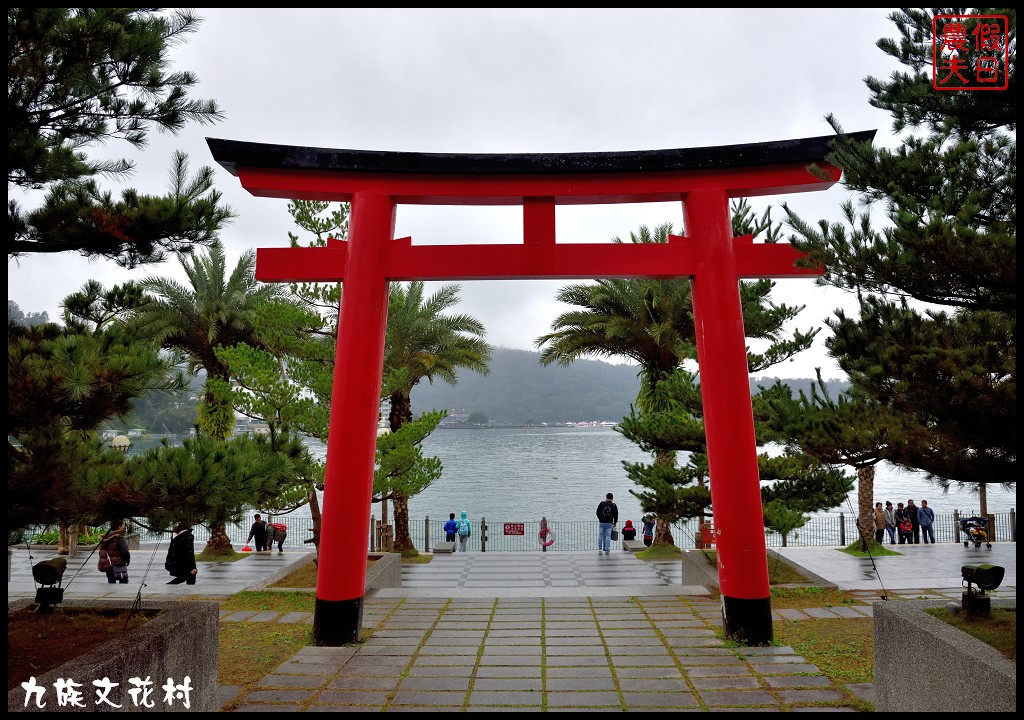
207;130;875;184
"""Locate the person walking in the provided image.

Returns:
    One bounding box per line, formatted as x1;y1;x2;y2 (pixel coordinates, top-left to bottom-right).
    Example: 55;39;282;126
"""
596;492;618;554
873;502;886;544
443;512;459;542
918;499;936;544
165;523;198;585
906;499;921;544
246;513;268;552
97;519;131;584
456;510;472;551
882;501;897;544
642;515;655;547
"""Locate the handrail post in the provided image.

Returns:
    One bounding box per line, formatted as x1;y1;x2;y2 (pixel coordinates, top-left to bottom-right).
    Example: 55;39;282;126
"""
953;509;960;543
424;515;430;553
481;517;487;553
369;514;376;552
839;512;845;546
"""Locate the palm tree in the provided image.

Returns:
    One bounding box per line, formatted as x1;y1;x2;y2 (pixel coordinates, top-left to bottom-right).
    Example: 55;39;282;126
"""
537;223;694;413
536;210;815;545
135;240;281;438
133;240;281;553
536;223;695;544
383;281;491;551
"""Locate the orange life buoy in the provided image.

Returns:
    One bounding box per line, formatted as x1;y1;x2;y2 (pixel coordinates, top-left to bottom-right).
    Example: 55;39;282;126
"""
538;528;556;548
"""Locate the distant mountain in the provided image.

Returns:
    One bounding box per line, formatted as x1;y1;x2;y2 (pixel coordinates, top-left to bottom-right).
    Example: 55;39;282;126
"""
410;346;848;425
411;347;640;425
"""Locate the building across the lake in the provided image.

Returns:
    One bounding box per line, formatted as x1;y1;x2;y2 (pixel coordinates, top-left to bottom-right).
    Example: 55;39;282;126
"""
439;409;470;427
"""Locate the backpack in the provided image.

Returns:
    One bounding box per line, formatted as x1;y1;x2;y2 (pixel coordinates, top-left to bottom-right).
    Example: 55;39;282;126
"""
599;502;614;522
98;546;112;573
97;536;121;573
458;520;470;537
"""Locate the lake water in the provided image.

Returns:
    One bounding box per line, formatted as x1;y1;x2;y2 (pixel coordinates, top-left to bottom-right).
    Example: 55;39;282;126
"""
300;427;1016;525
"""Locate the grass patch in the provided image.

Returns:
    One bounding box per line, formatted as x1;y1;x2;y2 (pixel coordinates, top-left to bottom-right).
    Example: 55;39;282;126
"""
218;622;311;695
773;617;874;684
839;540;901;558
699;550;817;585
635;543;682;560
221;590;315;613
926;606;1016;660
770;586;863;608
270;559;319;588
765;556;812;584
271;558;380;588
402;552;432;564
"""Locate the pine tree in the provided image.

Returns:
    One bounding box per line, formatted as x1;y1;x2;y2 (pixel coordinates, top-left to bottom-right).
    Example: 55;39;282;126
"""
540;200;823;545
755;374;895;550
7;291;182;530
617;369;854;547
8;8;231;265
784;9;1016;511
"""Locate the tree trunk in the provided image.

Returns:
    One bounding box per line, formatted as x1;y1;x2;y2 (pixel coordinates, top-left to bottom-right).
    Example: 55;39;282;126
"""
57;522;80;557
654;517;676;546
979;482;988;516
307;488;321;560
205;521;234;555
388;391;413;430
856;464;875;551
392;492;413;551
650;447;678;547
387;391;413;548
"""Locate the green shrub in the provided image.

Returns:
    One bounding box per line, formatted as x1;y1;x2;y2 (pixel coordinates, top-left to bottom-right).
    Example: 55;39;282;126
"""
30;529;104;545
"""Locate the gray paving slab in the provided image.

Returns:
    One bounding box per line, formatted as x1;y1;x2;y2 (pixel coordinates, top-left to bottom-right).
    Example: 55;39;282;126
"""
15;540;1015;713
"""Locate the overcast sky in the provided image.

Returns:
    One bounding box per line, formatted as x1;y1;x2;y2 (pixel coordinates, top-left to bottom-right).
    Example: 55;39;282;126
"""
8;8;905;380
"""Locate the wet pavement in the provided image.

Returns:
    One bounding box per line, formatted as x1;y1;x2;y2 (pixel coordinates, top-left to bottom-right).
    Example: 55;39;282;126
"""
8;540;1015;712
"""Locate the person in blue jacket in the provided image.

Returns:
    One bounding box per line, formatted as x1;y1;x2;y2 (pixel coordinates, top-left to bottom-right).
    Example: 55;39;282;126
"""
443;512;458;542
456;510;472;551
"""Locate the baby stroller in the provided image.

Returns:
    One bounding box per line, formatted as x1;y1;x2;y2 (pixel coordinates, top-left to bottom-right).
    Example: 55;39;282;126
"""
959;516;992;549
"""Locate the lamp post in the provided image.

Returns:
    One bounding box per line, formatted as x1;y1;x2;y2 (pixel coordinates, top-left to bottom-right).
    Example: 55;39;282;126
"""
109;435;136;541
110;435;132;455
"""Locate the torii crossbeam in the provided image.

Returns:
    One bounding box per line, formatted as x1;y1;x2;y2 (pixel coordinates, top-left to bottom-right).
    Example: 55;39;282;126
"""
208;131;873;646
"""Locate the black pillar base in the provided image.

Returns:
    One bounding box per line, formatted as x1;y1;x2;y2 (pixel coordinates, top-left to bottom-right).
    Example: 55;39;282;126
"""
722;594;773;646
313;596;363;645
962;591;991;617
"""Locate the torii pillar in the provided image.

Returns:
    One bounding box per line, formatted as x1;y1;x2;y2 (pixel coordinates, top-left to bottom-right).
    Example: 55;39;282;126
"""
208;131;873;646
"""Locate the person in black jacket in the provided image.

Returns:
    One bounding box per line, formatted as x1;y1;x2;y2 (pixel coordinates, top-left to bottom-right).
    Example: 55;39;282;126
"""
246;513;268;551
165;523;198;585
596;492;618;554
906;499;921;544
98;519;131;584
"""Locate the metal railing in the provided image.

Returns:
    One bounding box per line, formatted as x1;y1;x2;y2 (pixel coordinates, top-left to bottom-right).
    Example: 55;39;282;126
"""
109;509;1014;552
371;509;1016;553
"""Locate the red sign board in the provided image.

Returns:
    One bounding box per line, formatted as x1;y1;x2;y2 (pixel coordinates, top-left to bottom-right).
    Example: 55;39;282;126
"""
503;523;525;536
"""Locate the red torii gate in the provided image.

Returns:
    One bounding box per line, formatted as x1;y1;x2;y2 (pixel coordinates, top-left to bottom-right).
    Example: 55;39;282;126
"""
208;132;872;646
